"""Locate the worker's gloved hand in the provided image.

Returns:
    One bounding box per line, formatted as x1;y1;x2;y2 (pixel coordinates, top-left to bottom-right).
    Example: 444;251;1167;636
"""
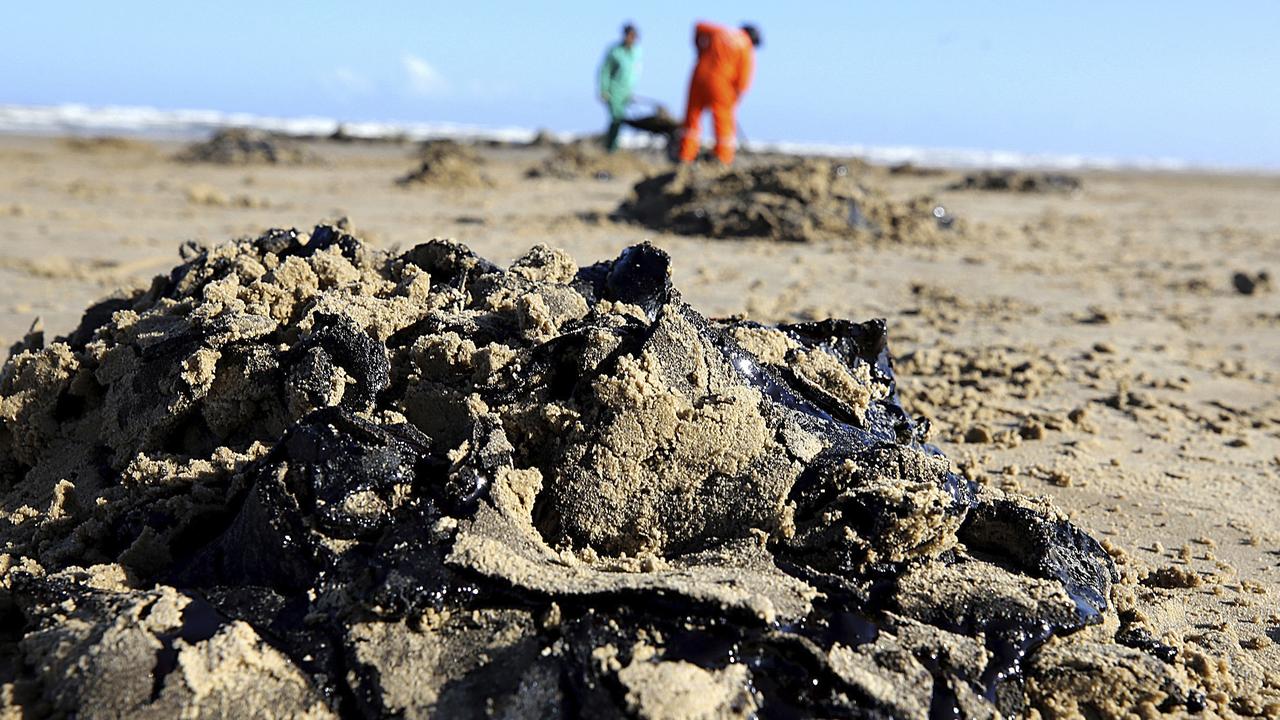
600;92;610;103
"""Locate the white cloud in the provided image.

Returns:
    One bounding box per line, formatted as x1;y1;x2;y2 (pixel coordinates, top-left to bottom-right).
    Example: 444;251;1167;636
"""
402;54;448;97
322;67;374;101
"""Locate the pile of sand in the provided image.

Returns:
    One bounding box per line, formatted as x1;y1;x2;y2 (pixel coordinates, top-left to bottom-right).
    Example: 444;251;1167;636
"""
396;140;493;189
949;170;1082;193
525;140;655;181
524;129;561;148
324;125;409;145
0;226;1214;717
60;136;155;154
615;159;958;245
887;162;947;177
411;138;476;159
174;128;320;165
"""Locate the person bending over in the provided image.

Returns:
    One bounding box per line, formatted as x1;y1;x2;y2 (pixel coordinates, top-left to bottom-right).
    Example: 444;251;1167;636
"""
678;22;760;165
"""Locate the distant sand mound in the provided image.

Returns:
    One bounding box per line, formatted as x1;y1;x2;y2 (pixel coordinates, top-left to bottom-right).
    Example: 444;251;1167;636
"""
615;158;959;244
411;138;478;160
525;129;561;148
888;162;947;177
949;169;1082;193
325;124;409;145
61;136;155;154
175;128;320;165
525;140;655;181
396;140;492;188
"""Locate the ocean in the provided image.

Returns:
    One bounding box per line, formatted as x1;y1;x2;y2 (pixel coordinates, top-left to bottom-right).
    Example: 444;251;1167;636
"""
0;102;1203;172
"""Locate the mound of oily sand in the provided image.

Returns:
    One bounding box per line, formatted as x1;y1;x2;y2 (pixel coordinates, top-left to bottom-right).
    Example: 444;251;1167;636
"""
615;159;957;244
397;140;493;189
524;129;562;148
525;139;656;181
948;170;1082;194
60;136;156;154
175;128;321;165
0;224;1209;718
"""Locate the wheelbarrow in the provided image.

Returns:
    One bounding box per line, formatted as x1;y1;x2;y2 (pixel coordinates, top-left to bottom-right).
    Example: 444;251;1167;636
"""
621;97;680;156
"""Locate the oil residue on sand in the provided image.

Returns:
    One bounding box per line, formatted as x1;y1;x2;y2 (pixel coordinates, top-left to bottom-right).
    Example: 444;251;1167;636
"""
397;140;494;189
615;159;957;245
174;128;321;166
0;225;1205;718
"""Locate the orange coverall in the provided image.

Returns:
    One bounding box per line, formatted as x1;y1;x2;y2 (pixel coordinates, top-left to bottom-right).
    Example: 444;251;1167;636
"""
678;22;755;164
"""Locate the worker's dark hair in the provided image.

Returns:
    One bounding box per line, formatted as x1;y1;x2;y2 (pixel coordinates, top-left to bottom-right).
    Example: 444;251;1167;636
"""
741;24;761;47
622;23;638;37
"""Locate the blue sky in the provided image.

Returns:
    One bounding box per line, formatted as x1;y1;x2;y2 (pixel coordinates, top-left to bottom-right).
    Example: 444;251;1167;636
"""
4;1;1278;167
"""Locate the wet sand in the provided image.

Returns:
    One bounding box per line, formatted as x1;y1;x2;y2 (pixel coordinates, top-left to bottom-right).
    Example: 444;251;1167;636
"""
1;134;1279;714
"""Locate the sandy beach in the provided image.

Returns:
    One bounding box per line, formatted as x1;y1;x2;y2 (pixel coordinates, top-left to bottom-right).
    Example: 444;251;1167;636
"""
2;133;1279;716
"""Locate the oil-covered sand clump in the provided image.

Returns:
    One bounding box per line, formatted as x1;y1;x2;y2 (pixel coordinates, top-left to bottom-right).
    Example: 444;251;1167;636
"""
0;225;1206;718
948;170;1082;194
397;140;494;189
175;128;321;166
615;159;958;245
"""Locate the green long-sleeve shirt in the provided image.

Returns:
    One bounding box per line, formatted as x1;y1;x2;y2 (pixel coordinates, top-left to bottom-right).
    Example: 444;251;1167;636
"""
598;43;641;115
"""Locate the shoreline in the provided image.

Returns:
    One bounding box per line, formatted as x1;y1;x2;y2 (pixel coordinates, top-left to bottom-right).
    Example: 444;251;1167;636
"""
4;103;1265;174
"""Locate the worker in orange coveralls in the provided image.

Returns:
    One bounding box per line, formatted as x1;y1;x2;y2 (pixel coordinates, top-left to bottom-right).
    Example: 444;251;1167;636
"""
677;22;761;165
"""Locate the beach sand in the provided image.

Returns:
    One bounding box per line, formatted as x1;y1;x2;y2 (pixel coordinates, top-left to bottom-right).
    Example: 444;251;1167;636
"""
1;133;1278;715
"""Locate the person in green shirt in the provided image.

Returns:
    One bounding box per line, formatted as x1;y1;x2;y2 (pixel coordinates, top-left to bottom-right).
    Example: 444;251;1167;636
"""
598;23;642;152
